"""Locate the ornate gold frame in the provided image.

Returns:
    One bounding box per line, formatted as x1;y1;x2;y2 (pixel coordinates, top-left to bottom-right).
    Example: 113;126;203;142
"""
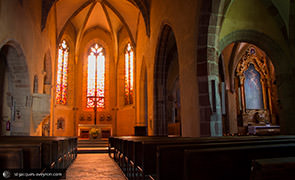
236;47;273;125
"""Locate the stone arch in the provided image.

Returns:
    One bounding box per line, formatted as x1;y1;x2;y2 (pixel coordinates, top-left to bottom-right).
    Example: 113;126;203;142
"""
196;0;230;136
0;40;31;135
218;30;293;134
154;24;180;136
196;0;290;136
219;30;289;70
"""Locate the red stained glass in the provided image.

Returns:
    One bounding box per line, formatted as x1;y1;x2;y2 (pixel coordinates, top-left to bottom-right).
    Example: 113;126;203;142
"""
125;43;134;104
87;44;105;109
56;40;69;104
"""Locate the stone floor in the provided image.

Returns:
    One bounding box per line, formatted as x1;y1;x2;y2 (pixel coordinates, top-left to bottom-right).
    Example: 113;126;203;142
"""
66;154;127;180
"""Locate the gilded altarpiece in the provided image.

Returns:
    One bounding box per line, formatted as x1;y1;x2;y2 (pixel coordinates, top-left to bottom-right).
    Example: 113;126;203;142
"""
235;47;277;128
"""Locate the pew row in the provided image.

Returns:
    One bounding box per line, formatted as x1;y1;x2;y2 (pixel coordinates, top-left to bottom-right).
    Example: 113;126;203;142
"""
0;136;77;172
109;136;295;180
250;157;295;180
0;148;24;168
157;139;295;180
184;144;295;180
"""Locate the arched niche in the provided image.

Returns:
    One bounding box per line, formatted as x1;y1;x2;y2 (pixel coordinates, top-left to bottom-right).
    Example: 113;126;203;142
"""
0;41;31;136
154;24;181;136
219;42;279;135
234;46;278;129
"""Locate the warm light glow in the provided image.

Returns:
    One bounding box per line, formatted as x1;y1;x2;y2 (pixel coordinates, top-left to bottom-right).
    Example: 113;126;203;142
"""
125;43;134;104
87;44;105;108
56;40;69;104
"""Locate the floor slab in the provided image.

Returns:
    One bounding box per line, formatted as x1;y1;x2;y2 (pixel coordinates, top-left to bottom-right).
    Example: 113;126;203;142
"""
66;154;127;180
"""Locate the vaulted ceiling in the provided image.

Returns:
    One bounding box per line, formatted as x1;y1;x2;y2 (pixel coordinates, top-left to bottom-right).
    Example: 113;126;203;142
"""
42;0;150;46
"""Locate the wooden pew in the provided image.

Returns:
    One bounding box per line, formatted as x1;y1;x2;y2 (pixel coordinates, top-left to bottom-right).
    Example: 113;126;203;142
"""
108;136;115;158
0;136;77;170
110;136;295;179
0;143;42;169
0;148;23;168
112;136;208;179
110;136;171;178
250;157;295;180
133;137;256;179
109;136;142;175
184;143;295;180
156;138;295;180
110;136;151;169
127;136;259;178
0;137;60;169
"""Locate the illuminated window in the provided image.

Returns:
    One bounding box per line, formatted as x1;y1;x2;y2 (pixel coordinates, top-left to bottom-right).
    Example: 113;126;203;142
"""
55;40;69;104
87;44;105;109
125;43;134;104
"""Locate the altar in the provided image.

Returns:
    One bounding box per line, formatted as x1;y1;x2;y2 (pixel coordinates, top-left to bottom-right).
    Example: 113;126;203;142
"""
78;124;112;139
248;125;280;135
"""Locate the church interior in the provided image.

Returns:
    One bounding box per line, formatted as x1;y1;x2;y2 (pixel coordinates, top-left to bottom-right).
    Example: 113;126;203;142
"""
1;0;295;179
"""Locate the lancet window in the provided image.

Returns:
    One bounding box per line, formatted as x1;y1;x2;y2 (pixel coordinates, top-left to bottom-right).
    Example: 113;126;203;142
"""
86;44;105;109
124;43;134;104
56;40;69;104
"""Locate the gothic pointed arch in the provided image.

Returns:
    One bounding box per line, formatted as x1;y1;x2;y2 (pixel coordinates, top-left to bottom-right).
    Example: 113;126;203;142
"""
124;42;134;105
0;40;31;135
154;24;181;136
233;45;279;132
219;38;281;135
55;40;69;105
197;0;291;136
86;43;106;109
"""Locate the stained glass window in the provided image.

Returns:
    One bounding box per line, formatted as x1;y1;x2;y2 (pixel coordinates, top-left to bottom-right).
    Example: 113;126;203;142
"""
55;40;69;104
125;43;134;104
86;44;105;109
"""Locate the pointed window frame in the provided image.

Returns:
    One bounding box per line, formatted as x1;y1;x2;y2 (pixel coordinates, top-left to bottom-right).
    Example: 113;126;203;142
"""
124;43;134;105
86;43;106;109
55;40;69;105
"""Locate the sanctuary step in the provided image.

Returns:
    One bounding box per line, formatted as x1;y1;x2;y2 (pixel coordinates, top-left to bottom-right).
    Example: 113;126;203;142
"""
78;138;109;153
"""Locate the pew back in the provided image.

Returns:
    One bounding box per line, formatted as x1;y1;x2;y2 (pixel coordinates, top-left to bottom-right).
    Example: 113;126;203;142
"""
0;136;77;171
184;143;295;180
110;135;295;180
156;138;295;180
0;147;23;168
250;157;295;180
0;143;42;169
